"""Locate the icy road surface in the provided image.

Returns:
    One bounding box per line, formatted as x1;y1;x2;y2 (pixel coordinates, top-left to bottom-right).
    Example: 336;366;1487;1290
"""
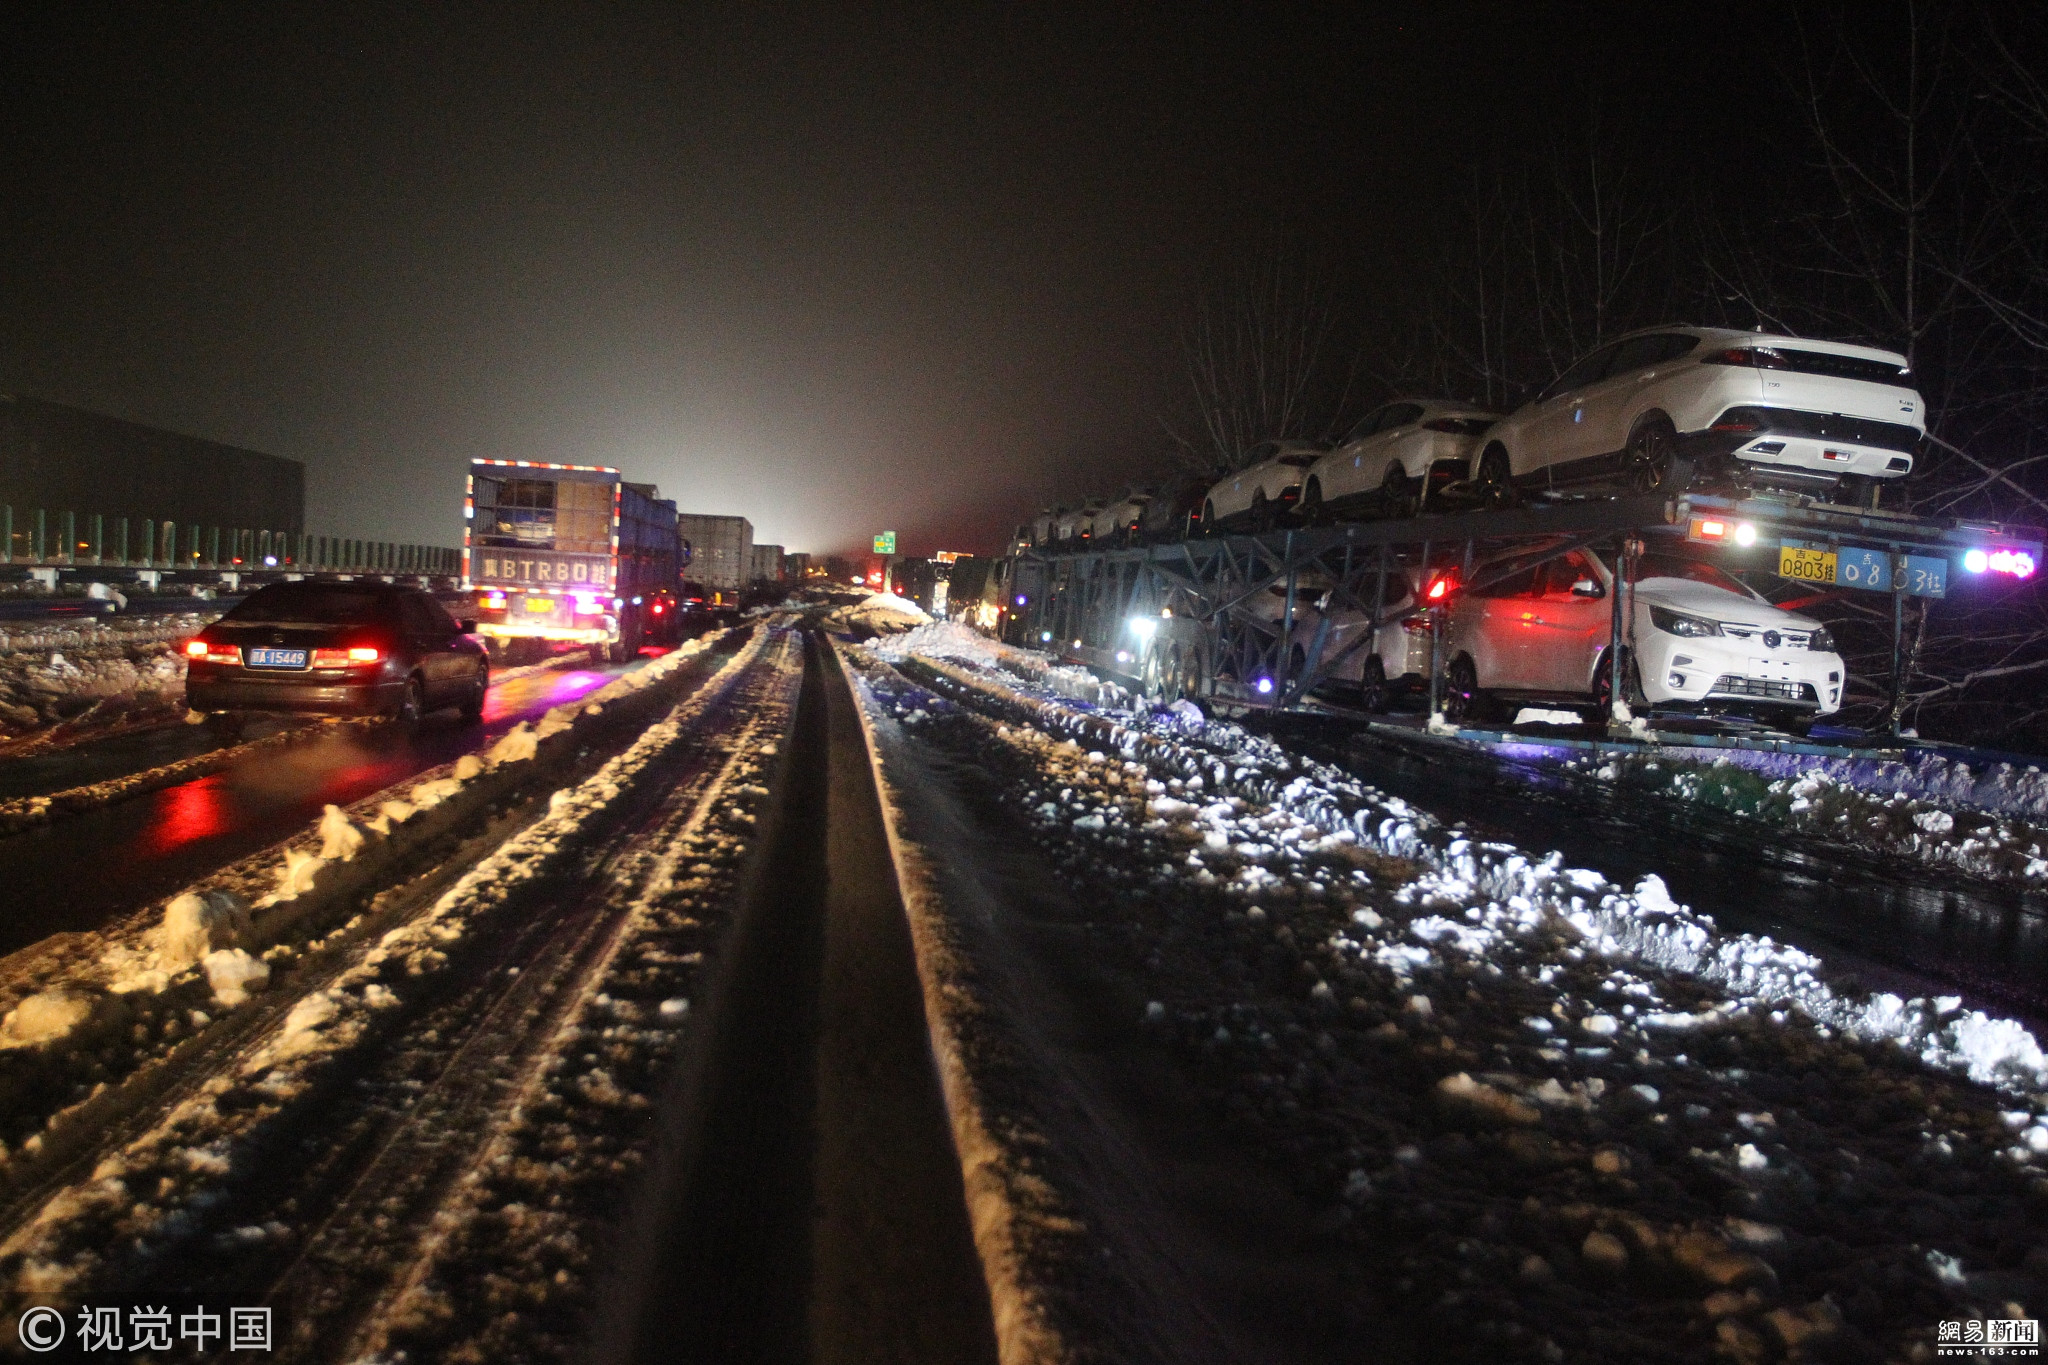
0;653;657;957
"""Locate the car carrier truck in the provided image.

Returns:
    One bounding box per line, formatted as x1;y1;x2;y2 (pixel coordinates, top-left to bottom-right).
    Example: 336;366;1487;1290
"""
462;459;683;662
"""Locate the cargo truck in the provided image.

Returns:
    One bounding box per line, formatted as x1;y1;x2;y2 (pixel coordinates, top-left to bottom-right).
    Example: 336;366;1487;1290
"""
463;459;683;662
675;512;753;612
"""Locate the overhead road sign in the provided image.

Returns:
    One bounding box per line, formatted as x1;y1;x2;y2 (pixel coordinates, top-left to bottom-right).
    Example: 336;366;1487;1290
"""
873;531;897;555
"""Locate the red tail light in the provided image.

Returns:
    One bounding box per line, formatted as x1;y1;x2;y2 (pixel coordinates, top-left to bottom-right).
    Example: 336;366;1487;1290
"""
1425;575;1454;602
185;639;207;657
312;646;382;668
1703;346;1788;370
1400;613;1432;635
188;640;240;664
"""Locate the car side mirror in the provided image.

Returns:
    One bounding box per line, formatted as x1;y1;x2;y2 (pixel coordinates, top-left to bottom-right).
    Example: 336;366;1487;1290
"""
1571;579;1604;599
457;618;478;633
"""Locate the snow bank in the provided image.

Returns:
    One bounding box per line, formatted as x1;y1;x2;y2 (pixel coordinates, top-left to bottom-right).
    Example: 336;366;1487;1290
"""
870;619;1003;668
0;611;212;740
1570;748;2048;889
881;642;2048;1100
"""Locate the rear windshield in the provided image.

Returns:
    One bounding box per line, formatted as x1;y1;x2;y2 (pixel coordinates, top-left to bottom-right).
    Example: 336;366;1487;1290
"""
224;584;393;624
1632;554;1762;599
1767;347;1911;385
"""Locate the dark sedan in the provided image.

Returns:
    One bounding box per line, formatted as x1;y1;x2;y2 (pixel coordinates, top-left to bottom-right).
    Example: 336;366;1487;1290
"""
185;581;489;731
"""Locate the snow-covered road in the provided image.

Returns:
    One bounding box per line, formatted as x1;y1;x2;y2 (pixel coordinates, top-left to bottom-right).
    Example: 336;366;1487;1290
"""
0;623;804;1362
847;621;2048;1364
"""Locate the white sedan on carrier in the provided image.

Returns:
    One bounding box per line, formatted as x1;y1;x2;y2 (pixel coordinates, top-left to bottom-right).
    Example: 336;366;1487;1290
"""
1301;399;1500;520
1202;440;1324;532
1471;326;1923;505
1440;546;1844;731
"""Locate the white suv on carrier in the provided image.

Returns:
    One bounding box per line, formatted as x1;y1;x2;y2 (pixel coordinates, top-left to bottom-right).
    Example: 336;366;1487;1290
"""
1473;327;1924;504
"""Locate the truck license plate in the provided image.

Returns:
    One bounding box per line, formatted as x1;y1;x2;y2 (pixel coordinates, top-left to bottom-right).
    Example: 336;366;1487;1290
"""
1777;545;1836;584
245;648;308;669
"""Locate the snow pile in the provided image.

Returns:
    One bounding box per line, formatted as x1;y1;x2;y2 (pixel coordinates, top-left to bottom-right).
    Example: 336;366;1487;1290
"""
870;619;1004;668
874;642;2048;1097
1572;749;2048;888
0;990;98;1049
0;612;211;739
202;949;269;1006
824;592;930;635
153;891;250;974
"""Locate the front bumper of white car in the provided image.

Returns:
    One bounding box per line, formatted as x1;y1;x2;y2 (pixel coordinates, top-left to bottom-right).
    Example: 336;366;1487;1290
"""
1635;630;1844;715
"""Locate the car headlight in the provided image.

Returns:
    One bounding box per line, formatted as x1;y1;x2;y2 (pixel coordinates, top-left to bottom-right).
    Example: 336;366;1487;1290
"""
1649;606;1722;638
1809;627;1837;653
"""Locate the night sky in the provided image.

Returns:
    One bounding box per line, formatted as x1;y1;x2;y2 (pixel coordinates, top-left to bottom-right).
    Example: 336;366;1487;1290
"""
0;2;1801;558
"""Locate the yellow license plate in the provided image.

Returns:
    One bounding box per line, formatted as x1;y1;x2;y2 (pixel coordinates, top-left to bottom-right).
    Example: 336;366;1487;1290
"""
525;597;556;612
1777;546;1837;584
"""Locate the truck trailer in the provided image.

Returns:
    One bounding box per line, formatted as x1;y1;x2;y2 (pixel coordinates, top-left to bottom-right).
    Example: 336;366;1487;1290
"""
463;459;682;662
675;512;753;608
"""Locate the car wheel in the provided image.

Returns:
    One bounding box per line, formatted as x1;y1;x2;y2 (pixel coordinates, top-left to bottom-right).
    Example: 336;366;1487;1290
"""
1380;464;1416;518
204;711;245;742
1202;500;1217;536
392;675;426;733
1250;490;1272;532
1624;415;1678;493
1359;655;1389;714
1476;447;1516;507
1287;643;1307;690
1178;645;1204;701
460;663;488;723
1299;478;1325;525
1442;655;1485;724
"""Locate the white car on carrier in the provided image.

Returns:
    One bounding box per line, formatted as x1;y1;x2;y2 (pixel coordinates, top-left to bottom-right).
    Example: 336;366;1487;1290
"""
1285;567;1434;710
1471;327;1923;505
1301;399;1500;520
1202;440;1324;532
1439;545;1845;731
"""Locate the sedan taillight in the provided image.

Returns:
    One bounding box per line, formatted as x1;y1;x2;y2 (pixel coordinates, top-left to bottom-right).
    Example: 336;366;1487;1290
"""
312;646;383;668
186;640;240;664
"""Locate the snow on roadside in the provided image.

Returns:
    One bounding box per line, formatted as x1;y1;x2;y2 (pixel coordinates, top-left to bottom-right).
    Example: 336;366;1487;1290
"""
853;641;2048;1361
0;629;775;1294
0;632;734;1172
0;612;211;741
1564;747;2048;890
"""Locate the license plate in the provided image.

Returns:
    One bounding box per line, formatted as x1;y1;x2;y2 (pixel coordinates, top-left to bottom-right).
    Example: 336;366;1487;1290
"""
245;647;308;669
1777;546;1836;584
525;597;555;613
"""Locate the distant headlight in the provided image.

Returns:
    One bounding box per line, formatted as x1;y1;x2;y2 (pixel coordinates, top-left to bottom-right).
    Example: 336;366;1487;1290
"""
1648;606;1722;638
1809;627;1837;653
